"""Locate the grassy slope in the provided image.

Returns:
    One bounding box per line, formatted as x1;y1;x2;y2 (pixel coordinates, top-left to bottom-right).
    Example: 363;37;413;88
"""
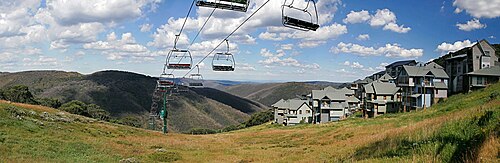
0;70;266;132
1;83;499;162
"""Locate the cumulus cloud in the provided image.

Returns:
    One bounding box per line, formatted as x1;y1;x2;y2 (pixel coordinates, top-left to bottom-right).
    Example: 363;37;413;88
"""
84;32;154;60
356;34;370;41
453;0;500;18
343;10;370;24
436;40;475;53
456;19;486;31
343;9;411;33
343;61;364;68
331;42;424;58
258;48;320;69
259;23;347;48
140;23;153;32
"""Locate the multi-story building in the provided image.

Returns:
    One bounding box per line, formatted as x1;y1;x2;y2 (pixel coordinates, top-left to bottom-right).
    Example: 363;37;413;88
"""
385;60;417;78
272;99;312;126
363;80;402;117
397;63;449;110
445;40;499;94
310;86;360;123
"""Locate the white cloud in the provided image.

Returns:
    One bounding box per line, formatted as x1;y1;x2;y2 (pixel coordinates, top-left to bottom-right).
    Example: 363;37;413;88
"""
453;0;500;18
436;40;475;53
84;32;154;60
383;22;411;33
332;42;424;58
237;63;256;71
456;19;486;31
189;39;239;57
23;56;59;66
281;44;294;50
369;9;397;26
343;10;370;24
46;0;160;26
376;62;389;70
260;23;347;48
258;48;320;69
343;9;411;33
343;61;364;68
140;23;152;32
356;34;370;41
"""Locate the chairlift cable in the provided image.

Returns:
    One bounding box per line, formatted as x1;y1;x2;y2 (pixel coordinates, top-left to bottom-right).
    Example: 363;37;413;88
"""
169;7;217;74
182;0;272;78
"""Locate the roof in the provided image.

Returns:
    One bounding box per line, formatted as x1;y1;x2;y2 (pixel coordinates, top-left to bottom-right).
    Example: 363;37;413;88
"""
346;96;360;103
402;65;449;78
467;66;500;76
364;83;375;94
435;82;448;89
425;62;444;69
385;60;416;68
272;99;310;110
374;70;386;75
372;82;400;95
271;99;286;108
355;77;374;84
446;54;467;60
312;87;350;101
378;73;394;82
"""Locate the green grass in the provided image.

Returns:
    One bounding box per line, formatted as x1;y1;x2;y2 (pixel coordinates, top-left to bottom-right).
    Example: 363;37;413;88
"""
0;82;499;162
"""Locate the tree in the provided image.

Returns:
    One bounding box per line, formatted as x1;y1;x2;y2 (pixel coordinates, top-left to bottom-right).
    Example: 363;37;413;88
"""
2;85;37;104
86;104;110;121
36;98;62;108
243;109;273;127
59;100;90;117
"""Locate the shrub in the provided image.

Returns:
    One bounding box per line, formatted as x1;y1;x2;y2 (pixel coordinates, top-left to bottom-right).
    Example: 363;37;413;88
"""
243;109;273;127
59;100;110;121
2;85;37;104
36;98;62;108
187;128;218;135
118;116;142;128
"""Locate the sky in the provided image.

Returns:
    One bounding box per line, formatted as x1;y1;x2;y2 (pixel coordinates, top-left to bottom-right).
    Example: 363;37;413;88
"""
0;0;499;82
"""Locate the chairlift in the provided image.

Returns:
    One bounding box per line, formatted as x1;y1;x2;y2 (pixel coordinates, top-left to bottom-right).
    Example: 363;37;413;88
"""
212;40;235;71
282;0;320;31
166;35;193;70
188;65;204;88
157;73;175;91
196;0;250;12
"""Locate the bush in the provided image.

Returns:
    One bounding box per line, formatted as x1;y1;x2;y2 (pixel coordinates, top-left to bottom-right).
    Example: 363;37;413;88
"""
118;116;142;128
59;100;110;121
243;109;273;127
187;128;218;135
86;104;110;121
36;98;62;108
59;100;89;117
1;85;37;104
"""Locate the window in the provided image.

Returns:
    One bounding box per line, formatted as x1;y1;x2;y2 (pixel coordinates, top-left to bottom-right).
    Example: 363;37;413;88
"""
299;110;302;114
436;89;438;94
384;96;387;100
485;51;490;56
307;110;310;114
477;77;483;85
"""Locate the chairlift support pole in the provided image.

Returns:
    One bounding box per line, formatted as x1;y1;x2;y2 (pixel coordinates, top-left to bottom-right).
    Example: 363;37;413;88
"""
162;90;168;134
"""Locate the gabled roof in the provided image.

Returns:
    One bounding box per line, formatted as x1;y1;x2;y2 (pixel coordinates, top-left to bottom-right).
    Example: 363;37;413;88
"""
378;73;394;82
385;60;416;68
467;66;500;76
363;83;375;94
346;96;360;103
372;82;400;95
402;65;449;78
425;62;444;69
271;99;287;108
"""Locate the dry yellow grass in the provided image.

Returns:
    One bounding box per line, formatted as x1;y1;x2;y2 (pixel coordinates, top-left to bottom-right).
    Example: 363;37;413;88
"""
1;84;499;162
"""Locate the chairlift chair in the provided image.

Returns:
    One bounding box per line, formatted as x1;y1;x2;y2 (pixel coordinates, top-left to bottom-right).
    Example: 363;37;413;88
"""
157;73;175;91
166;49;193;70
282;0;320;31
212;39;235;71
196;0;250;12
188;65;204;88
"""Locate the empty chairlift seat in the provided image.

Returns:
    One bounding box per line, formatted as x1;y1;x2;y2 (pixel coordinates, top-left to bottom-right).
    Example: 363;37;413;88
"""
188;74;204;87
282;0;320;31
166;49;193;70
212;40;236;71
196;0;250;12
157;73;175;91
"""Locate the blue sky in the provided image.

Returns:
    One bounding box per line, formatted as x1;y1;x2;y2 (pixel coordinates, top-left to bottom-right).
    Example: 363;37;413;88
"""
0;0;499;82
